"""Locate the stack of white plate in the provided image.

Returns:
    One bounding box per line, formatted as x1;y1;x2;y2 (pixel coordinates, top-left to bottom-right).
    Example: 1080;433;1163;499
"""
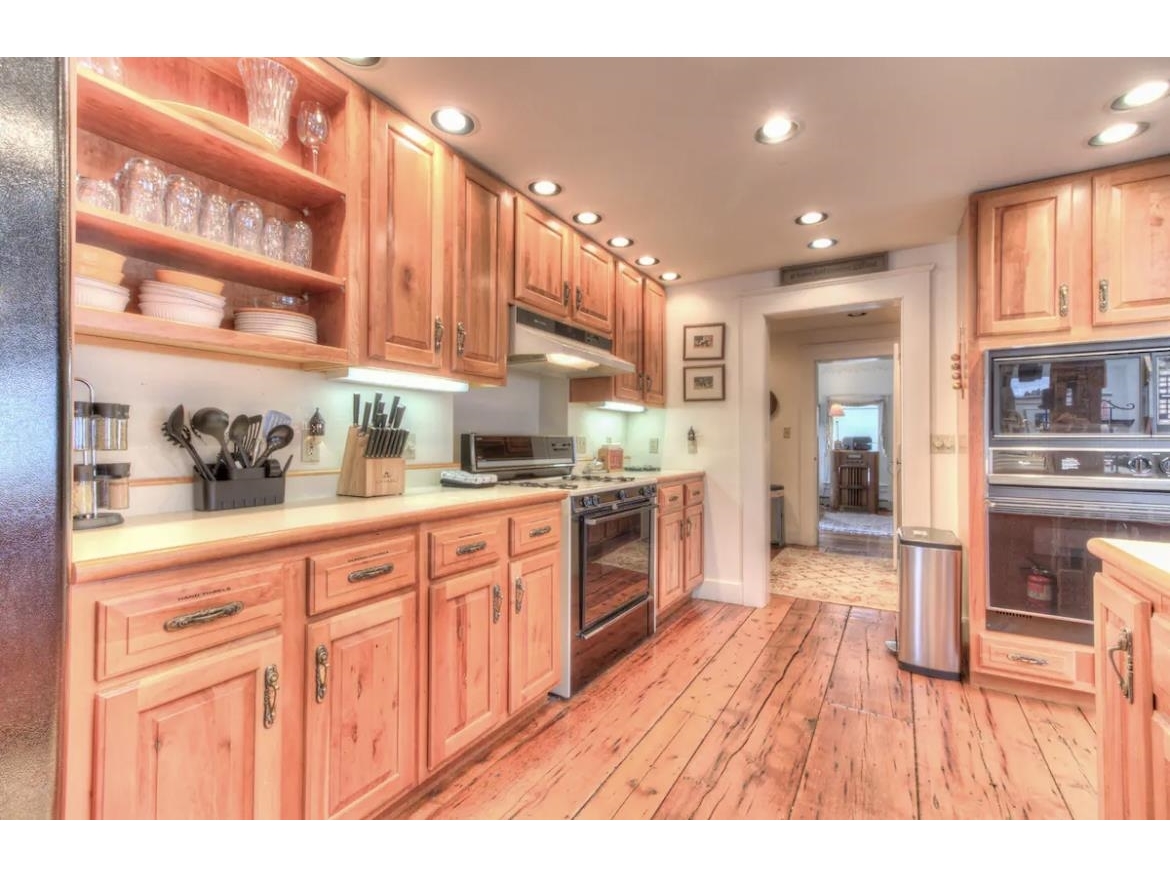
74;275;130;312
138;280;226;329
234;307;318;344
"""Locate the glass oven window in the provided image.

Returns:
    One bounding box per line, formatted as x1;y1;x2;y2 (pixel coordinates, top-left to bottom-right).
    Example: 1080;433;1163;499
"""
992;353;1149;438
580;508;651;632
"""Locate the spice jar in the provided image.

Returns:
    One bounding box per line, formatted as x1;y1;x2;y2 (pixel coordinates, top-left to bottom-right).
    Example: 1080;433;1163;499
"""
93;402;129;451
95;462;131;510
72;464;96;517
72;401;94;451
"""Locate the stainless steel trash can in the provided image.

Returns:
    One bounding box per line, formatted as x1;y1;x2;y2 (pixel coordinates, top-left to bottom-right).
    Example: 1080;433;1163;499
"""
888;526;962;680
770;485;785;546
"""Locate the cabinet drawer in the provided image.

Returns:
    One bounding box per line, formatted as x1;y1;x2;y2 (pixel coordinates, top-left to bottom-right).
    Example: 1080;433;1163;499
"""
976;632;1094;691
308;531;418;615
96;561;288;681
428;515;507;579
509;505;562;557
684;479;705;506
659;484;684;511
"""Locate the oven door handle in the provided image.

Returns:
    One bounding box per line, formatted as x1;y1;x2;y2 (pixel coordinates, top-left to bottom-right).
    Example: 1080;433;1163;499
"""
582;506;651;526
986;497;1170;523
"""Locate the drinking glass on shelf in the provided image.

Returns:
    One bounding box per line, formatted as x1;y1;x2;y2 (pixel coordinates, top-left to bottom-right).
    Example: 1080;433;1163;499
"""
115;157;166;225
198;194;230;245
296;101;330;174
284;220;312;268
163;175;202;235
229;199;264;253
76;176;119;212
261;216;286;261
238;58;298;150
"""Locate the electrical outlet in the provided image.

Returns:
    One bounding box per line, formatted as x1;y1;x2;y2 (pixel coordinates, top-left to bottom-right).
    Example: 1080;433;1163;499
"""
576;435;587;455
404;435;416;460
301;435;320;463
649;437;660;454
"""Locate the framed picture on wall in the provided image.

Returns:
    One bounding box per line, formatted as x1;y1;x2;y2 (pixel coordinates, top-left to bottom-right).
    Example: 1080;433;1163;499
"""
682;322;725;360
683;365;725;402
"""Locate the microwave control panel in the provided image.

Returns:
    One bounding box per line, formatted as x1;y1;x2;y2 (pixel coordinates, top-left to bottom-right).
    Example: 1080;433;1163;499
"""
1157;353;1170;428
989;448;1170;486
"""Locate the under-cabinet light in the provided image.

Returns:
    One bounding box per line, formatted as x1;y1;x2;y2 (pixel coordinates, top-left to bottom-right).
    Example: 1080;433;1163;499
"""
598;401;646;413
546;353;597;370
323;367;469;393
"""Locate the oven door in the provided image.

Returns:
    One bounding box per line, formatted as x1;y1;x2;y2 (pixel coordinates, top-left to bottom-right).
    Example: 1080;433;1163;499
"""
575;503;654;636
985;488;1170;643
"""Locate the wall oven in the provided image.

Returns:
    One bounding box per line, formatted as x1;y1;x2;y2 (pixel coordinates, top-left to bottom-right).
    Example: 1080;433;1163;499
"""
984;339;1170;645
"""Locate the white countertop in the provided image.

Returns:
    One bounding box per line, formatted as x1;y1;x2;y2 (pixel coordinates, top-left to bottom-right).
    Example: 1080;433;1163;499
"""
1088;538;1170;596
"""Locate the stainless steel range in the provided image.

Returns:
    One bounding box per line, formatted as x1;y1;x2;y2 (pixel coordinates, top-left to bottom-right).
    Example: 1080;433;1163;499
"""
460;433;658;697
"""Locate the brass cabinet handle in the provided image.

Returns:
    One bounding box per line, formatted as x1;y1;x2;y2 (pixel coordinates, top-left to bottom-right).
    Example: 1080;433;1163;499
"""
263;664;280;729
1058;284;1069;317
456;540;487;556
492;583;502;623
645;375;652;392
1007;653;1049;666
314;645;329;704
576;286;583;310
528;525;551;538
434;316;445;351
456;321;467;356
514;576;525;614
637;373;645;391
562;281;571;306
164;601;244;632
347;562;394;583
1107;628;1134;704
1098;279;1110;312
686;518;693;537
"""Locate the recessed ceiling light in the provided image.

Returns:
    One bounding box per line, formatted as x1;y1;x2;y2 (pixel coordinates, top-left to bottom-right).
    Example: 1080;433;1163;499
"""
754;116;799;145
607;236;633;248
636;256;659;266
659;272;681;281
430;106;477;135
795;211;828;225
808;238;837;250
337;57;380;67
1111;80;1170;110
573;211;602;225
1089;121;1149;146
528;180;562;196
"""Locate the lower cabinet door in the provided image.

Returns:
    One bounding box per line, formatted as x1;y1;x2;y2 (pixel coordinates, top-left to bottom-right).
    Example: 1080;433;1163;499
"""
304;591;418;819
657;509;685;615
684;505;704;591
92;636;283;819
508;548;562;713
428;562;507;768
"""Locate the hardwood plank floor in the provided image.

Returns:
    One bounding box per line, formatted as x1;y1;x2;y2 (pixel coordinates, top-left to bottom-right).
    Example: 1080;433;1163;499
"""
393;595;1097;820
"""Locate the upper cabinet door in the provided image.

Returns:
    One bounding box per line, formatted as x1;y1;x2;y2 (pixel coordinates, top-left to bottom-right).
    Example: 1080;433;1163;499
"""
369;100;448;369
573;237;615;334
514;196;571;318
1092;158;1170;328
453;159;514;384
642;279;667;407
613;262;645;403
976;180;1078;337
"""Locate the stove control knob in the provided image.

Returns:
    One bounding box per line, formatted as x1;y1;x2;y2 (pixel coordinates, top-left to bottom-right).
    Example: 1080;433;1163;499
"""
1128;456;1153;476
1160;457;1170;477
618;489;629;500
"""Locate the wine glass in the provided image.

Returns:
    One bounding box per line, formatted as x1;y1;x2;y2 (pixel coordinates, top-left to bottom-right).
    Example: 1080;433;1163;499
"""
296;101;330;174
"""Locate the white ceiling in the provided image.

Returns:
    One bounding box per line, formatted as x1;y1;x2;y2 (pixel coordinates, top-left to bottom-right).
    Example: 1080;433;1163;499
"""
332;57;1170;286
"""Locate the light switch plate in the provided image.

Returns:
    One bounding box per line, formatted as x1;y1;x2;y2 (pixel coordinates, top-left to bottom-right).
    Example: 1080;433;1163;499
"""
576;435;587;455
649;437;660;454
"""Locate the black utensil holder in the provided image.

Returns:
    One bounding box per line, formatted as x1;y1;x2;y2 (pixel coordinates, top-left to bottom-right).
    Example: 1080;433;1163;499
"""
194;466;285;511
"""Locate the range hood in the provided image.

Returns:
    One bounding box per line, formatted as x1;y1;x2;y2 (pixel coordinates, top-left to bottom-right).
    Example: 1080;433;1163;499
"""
507;306;635;378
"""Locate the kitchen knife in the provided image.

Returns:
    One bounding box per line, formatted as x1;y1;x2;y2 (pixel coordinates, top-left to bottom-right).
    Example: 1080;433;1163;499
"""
352;393;360;427
360;401;372;435
393;429;410;458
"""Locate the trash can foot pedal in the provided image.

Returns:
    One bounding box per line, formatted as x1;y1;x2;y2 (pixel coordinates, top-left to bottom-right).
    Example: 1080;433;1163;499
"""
884;639;898;657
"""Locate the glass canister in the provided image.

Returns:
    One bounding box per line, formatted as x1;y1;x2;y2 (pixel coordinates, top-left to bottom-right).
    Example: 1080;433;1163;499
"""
93;402;129;451
261;216;286;260
72;400;94;451
95;462;131;510
284;220;312;267
230;199;264;253
116;157;167;225
164;174;202;234
72;464;96;517
198;193;231;245
76;175;119;212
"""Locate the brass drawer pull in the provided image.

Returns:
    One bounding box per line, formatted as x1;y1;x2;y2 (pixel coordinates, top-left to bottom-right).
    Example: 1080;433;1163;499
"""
1058;284;1069;317
1098;279;1110;312
1107;628;1134;704
164;601;244;632
514;576;525;614
1007;653;1049;666
263;664;280;729
347;562;394;583
456;540;487;556
456;321;467;356
492;583;503;623
528;525;552;538
314;645;329;704
434;315;445;351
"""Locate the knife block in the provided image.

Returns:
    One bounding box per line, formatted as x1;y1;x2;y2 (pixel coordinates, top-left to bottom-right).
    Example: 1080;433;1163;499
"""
337;425;406;498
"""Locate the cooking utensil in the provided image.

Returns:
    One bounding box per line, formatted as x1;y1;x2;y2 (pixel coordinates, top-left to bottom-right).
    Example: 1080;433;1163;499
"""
161;405;215;481
261;409;291;438
191;407;235;468
228;414;251;467
244;415;263;465
254;424;294;466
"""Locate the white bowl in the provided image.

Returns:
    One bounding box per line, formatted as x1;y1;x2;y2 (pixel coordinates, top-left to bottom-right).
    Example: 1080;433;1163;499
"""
139;289;226;311
140;300;224;328
74;278;130;312
139;280;226;309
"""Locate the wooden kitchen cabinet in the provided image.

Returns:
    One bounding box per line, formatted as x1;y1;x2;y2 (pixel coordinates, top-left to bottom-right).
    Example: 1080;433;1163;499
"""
657;507;686;617
304;590;418;819
514;195;572;319
642;279;667;406
508;548;563;712
684;504;704;592
92;635;284;819
571;234;615;334
657;477;706;620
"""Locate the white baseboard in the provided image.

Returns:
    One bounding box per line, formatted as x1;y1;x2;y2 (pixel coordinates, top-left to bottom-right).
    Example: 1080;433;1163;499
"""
691;578;762;608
